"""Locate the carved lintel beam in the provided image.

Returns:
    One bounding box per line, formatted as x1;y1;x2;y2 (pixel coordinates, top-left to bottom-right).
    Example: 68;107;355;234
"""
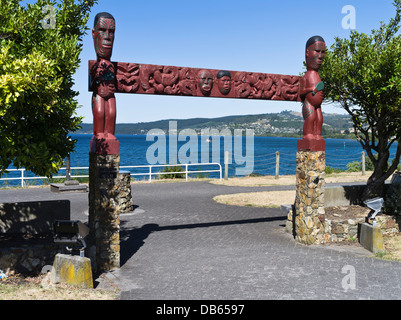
89;60;301;102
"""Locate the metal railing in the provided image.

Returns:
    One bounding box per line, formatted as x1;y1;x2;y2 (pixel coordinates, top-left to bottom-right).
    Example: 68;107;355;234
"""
0;163;222;188
0;150;376;188
120;163;222;182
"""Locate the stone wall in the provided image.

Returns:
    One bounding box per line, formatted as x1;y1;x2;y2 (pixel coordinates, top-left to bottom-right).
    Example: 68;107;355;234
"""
324;218;361;242
0;240;61;275
286;208;400;242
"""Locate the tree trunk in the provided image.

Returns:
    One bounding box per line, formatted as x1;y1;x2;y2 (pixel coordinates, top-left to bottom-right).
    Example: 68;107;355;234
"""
363;145;401;201
363;171;386;200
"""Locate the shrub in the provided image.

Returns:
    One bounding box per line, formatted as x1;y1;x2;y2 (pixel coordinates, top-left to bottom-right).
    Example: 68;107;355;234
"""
161;165;185;179
325;166;344;174
346;156;375;172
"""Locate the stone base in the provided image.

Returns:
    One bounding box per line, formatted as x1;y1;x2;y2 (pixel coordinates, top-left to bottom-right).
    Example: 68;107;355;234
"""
88;153;120;272
50;183;88;193
293;150;326;245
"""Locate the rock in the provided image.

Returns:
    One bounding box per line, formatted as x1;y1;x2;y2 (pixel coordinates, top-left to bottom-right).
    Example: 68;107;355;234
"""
50;253;93;289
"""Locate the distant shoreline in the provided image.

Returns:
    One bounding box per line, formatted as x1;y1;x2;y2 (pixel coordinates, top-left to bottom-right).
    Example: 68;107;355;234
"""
72;132;356;140
74;111;355;139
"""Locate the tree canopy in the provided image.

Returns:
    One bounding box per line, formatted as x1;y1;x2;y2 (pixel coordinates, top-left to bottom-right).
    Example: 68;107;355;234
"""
0;0;97;177
320;0;401;199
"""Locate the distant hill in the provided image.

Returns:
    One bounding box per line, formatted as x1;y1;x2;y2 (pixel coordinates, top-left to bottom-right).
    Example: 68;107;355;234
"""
76;110;354;139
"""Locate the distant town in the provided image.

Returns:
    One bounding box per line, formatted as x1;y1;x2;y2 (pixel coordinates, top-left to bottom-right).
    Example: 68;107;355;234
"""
76;110;355;139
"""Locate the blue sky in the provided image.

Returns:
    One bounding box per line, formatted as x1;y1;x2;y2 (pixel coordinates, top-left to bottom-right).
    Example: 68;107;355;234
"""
27;0;401;123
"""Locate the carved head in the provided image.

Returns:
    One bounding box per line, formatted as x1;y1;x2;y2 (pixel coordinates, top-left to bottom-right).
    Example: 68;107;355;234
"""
93;12;115;60
305;36;325;71
198;69;213;95
216;70;231;95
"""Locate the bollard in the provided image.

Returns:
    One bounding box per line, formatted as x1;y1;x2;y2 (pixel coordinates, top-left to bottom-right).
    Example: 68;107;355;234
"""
224;151;229;180
361;151;366;176
275;151;280;179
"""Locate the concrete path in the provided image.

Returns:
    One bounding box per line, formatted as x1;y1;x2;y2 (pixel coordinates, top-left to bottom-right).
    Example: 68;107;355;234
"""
2;181;401;300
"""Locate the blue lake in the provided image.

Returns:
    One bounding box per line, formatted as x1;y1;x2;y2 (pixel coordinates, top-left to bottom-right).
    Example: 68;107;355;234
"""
68;134;397;177
2;134;398;186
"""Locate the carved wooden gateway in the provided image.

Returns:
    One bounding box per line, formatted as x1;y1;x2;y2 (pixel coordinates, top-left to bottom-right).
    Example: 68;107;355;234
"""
88;12;327;271
88;13;325;154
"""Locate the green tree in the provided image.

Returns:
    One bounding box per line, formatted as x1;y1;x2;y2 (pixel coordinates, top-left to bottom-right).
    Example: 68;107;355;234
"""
320;0;401;200
0;0;97;177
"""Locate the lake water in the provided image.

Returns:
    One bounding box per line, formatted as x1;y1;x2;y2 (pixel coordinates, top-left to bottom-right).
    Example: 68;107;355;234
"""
2;134;398;186
68;134;397;178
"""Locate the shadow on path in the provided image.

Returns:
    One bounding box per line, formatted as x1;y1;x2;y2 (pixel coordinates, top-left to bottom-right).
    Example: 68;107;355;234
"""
120;215;287;266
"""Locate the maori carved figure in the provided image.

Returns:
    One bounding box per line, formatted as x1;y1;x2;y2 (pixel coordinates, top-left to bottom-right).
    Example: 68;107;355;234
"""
140;65;180;94
116;62;140;93
299;36;326;141
140;64;164;94
154;66;180;94
281;76;300;101
198;69;214;96
262;75;276;99
177;67;197;96
154;66;179;87
248;73;265;99
234;72;252;98
216;70;231;95
90;12;117;140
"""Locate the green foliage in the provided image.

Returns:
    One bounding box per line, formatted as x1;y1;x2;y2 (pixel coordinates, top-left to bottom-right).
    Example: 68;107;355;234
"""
0;0;97;177
325;166;344;174
346;156;375;172
319;0;401;198
161;165;185;179
248;172;263;177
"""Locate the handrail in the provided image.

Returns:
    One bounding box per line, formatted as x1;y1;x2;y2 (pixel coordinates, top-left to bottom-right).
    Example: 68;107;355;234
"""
120;163;222;182
0;163;222;187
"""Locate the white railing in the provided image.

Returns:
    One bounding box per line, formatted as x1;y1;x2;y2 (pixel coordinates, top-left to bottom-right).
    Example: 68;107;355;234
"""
0;163;222;188
120;163;222;182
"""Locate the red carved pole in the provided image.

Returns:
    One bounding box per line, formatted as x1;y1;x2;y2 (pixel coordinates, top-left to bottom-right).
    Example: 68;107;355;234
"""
297;36;326;151
88;12;121;272
89;12;119;155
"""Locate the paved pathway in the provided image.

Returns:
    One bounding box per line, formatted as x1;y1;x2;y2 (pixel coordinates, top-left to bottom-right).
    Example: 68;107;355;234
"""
2;181;401;300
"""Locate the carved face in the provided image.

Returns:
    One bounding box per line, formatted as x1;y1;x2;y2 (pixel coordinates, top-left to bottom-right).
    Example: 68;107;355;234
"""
217;75;231;95
198;70;213;95
92;17;115;60
306;41;325;71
